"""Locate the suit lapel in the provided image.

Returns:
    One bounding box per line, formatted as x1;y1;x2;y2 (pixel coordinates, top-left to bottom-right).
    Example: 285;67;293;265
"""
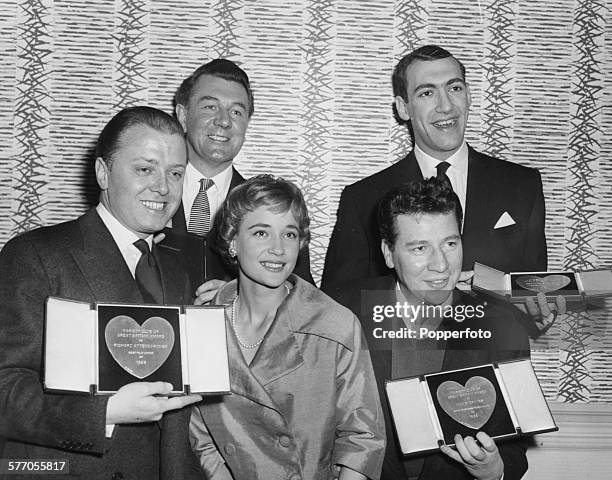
71;209;143;304
170;202;187;233
224;325;282;412
463;147;494;235
229;167;245;191
218;282;302;414
154;245;186;305
397;151;424;186
364;276;397;383
249;300;304;387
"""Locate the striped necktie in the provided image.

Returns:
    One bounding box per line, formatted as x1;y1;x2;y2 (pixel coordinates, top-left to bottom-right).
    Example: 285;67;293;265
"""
188;178;215;236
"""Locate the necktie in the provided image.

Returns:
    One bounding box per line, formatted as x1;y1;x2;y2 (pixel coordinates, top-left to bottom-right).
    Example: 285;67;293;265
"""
188;178;215;236
134;239;164;304
436;161;452;188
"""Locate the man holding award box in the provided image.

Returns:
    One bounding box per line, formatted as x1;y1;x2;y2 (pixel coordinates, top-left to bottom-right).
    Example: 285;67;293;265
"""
331;177;541;480
0;107;202;479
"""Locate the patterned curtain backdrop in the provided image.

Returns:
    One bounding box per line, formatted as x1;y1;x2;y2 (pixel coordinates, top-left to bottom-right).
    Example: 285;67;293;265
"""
0;0;611;403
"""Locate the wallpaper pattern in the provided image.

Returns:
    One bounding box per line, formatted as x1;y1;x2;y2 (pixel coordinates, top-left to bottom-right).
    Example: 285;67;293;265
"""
1;0;611;402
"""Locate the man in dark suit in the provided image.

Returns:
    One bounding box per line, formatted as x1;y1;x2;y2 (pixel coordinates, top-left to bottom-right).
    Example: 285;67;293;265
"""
167;59;313;288
331;178;532;480
322;45;546;292
0;107;202;479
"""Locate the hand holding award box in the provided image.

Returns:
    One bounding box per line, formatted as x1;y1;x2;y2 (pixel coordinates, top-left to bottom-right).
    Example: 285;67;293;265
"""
385;359;557;456
44;297;230;395
472;262;612;302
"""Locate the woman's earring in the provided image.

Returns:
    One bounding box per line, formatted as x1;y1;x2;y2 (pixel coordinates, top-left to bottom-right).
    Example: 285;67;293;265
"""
229;247;237;258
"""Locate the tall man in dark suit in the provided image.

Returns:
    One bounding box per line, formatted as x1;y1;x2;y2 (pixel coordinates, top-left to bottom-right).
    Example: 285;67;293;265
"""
331;178;532;480
0;107;202;479
322;45;546;292
168;59;313;287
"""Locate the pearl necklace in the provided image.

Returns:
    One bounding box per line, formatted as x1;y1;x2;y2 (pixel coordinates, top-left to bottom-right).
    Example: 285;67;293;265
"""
231;283;291;349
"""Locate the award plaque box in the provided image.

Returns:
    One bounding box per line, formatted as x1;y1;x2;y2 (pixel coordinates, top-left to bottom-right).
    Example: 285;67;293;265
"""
472;262;612;302
385;359;557;456
44;297;230;395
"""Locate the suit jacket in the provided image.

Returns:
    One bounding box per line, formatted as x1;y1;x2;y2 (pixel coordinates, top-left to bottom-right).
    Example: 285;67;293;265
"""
186;276;385;480
321;147;547;291
330;275;530;480
0;209;194;480
165;166;315;287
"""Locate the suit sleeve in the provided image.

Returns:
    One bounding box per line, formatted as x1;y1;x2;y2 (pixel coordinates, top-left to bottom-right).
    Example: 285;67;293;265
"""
0;237;109;454
524;169;547;271
322;187;371;292
332;316;386;479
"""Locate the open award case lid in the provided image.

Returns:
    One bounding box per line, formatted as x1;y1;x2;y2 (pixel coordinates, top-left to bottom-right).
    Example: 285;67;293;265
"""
385;358;557;456
472;262;612;302
44;297;230;395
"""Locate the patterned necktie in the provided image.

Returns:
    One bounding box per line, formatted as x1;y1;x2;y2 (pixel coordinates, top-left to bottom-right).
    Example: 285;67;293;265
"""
188;178;215;236
134;239;164;304
436;161;452;187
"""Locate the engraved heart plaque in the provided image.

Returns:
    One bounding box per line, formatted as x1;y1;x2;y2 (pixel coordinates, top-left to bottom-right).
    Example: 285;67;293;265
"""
105;315;175;379
436;376;496;430
515;274;571;293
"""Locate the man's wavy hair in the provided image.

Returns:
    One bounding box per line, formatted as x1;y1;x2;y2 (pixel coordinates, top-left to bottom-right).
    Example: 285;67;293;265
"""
96;106;183;168
174;58;254;118
212;175;310;269
378;177;463;249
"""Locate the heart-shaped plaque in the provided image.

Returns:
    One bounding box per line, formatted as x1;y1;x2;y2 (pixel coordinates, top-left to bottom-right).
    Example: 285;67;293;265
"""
436;376;496;430
105;315;175;379
515;274;571;293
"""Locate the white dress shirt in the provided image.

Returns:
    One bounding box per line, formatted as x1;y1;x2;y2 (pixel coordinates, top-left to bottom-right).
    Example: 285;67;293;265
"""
182;162;234;227
96;203;153;279
414;141;469;225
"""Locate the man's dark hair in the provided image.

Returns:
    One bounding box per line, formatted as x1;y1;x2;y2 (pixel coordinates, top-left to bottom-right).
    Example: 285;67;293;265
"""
174;59;254;118
378;177;463;249
392;45;466;101
95;106;183;168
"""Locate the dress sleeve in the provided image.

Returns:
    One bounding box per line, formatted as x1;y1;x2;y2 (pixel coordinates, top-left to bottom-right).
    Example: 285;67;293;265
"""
189;406;233;479
332;315;386;479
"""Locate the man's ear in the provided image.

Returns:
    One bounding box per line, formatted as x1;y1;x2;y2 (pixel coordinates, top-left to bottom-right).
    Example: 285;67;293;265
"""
95;157;109;191
175;104;187;132
381;240;395;269
395;95;410;122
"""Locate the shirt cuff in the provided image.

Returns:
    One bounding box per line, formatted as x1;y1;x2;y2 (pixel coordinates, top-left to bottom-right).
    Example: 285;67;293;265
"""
105;424;115;438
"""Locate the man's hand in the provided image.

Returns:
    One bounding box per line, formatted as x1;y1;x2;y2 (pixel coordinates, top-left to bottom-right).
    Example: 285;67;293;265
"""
106;382;202;425
456;270;474;293
440;432;504;480
518;292;566;333
153;232;166;244
194;279;227;305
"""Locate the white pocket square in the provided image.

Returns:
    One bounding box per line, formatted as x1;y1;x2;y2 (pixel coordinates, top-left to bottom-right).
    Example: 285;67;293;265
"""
494;212;516;229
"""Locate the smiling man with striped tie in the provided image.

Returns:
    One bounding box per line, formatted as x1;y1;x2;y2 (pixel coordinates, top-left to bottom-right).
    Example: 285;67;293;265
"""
164;59;314;301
